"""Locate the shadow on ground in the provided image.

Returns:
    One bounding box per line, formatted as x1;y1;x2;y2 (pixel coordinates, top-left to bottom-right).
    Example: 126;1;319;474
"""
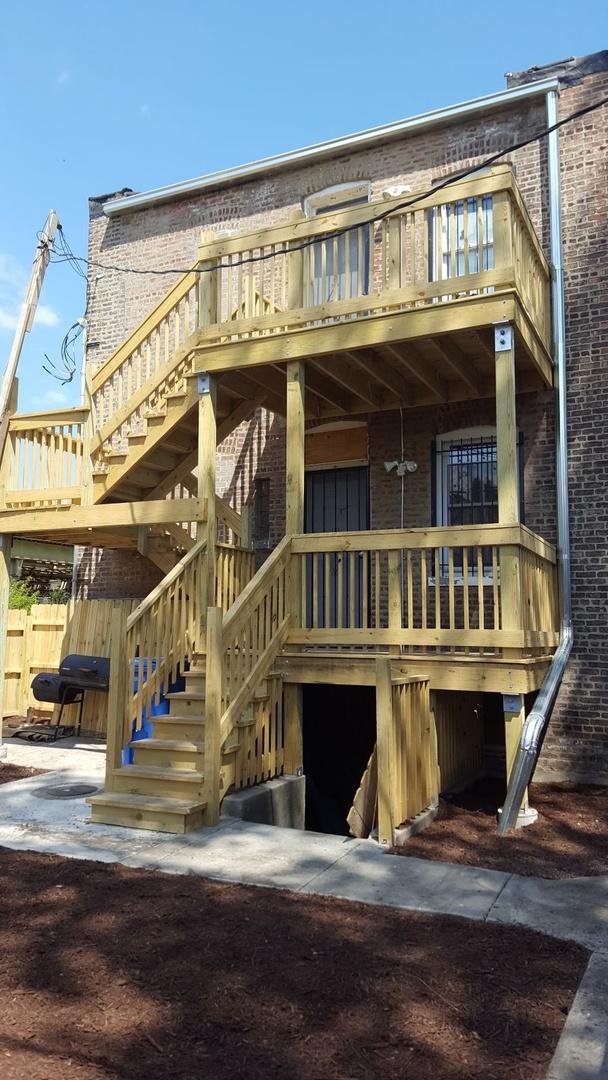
0;846;587;1080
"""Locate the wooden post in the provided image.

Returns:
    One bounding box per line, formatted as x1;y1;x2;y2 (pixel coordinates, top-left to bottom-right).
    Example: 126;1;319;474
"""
285;361;305;769
287;212;305;312
495;324;522;658
198;230;220;329
198;374;217;613
81;373;95;506
0;534;11;750
104;604;129;790
387;549;402;656
376;657;395;847
239;504;252;550
283;684;303;775
501;693;529;817
204;606;223;825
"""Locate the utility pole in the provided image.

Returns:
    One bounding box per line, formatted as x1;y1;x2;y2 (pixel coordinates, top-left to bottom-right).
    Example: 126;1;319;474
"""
0;210;59;459
0;211;58;758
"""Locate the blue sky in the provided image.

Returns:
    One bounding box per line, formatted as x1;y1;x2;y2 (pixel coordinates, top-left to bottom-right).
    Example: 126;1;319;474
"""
1;1;605;413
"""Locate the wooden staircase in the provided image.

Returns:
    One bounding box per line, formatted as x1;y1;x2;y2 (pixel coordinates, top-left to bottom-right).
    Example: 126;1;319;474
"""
89;659;210;833
88;536;291;834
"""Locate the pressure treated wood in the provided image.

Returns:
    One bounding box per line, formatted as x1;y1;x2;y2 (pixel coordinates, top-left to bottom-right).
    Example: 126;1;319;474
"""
376;659;436;847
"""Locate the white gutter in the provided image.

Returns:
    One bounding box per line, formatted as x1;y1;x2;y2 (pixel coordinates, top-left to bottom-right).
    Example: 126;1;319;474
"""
498;87;573;833
103;77;558;217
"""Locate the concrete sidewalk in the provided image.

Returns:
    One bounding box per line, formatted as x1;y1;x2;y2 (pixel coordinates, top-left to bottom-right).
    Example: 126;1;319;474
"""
1;740;607;1078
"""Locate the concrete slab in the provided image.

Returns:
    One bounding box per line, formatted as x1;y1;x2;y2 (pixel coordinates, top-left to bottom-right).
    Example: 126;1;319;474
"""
301;843;511;919
150;819;358;890
1;736;106;775
488;873;608;955
548;953;608;1079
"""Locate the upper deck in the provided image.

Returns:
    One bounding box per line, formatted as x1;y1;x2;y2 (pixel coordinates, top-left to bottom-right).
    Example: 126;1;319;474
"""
191;165;552;409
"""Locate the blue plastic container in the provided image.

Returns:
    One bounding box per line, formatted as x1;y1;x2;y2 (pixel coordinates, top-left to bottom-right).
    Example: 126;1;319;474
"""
121;658;185;764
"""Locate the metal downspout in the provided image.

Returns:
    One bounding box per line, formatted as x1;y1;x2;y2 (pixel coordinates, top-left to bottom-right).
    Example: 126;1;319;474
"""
497;88;573;834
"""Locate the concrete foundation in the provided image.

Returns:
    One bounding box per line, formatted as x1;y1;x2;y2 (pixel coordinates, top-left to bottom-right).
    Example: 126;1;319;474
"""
221;774;306;830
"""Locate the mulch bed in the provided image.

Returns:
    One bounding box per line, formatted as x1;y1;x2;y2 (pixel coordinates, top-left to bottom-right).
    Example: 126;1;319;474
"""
0;848;587;1080
398;780;608;879
0;764;47;785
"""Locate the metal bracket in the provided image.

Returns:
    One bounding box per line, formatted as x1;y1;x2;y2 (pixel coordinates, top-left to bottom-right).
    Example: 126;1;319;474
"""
502;693;524;714
197;373;210;395
494;323;513;352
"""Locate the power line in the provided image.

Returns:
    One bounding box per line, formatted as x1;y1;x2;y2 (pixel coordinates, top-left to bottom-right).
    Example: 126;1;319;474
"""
50;93;608;280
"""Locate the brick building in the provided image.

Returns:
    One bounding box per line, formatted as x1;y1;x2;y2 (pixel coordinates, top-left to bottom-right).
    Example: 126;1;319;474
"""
78;51;608;788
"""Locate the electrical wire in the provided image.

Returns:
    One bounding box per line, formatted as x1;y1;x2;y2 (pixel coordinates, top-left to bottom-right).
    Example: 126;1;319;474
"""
43;320;83;384
47;93;608;280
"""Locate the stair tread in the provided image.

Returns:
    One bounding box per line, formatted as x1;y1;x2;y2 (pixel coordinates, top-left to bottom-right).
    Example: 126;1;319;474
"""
114;764;203;781
155;714;205;725
130;738;202;751
165;691;206;701
88;792;205;813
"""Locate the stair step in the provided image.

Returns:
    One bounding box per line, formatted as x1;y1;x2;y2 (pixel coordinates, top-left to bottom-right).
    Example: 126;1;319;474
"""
222;737;241;755
114;765;203;783
129;738;202;752
88;792;206;834
165;691;206;701
165;390;187;401
157;714;205;725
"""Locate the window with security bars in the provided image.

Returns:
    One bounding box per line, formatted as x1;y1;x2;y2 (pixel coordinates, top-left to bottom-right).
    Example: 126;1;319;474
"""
428;195;494;283
432;429;524;578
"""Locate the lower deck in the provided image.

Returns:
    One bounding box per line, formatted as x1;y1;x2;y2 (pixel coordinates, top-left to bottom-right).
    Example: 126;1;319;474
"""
274;648;552;695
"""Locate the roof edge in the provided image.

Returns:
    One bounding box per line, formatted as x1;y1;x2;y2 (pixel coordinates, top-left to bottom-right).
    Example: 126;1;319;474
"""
103;76;558;218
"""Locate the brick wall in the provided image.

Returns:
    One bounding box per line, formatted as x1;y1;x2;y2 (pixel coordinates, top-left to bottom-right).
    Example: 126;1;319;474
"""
82;60;608;782
535;69;608;783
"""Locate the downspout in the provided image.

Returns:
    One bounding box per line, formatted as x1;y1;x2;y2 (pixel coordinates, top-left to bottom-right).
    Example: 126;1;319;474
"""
498;88;573;833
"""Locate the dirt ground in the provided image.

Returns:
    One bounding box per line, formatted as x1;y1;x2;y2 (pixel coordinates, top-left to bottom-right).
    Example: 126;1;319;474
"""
0;763;47;785
0;848;587;1080
399;780;608;879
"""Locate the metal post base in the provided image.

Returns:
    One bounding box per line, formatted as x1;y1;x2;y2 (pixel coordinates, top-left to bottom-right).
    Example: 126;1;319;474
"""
497;805;539;829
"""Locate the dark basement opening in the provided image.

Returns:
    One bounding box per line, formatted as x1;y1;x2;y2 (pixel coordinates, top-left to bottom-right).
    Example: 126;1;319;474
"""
303;683;376;835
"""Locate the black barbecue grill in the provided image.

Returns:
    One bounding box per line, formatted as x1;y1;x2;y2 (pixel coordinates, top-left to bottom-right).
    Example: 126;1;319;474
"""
15;655;111;742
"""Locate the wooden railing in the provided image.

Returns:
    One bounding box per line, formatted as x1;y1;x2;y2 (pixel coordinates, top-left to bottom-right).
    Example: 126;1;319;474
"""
122;539;207;744
289;524;558;658
203;536;291;822
1;407;90;508
215;542;256;611
376;661;437;846
195;166;551;354
89;269;200;460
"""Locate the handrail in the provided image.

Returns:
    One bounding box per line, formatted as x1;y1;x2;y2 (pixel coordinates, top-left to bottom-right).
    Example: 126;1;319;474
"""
126;537;206;631
8;406;90;431
292;523;556;560
91;268;199;394
218;535;291;743
197;166;518;260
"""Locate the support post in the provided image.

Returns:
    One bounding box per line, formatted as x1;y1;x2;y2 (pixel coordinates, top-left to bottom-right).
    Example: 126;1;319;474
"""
495;324;522;657
0;534;11;757
283;684;303;775
376;657;395;847
500;693;536;826
204;606;223;826
285;361;305;768
197;373;217;613
104;605;129;789
198;230;220;329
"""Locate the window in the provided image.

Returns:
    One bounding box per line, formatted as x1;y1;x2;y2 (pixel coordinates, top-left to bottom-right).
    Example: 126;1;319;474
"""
304;183;371;304
432;427;524;580
252;478;270;550
428;195;494;284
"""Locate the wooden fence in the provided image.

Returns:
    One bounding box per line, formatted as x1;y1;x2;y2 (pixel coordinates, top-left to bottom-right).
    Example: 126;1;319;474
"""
3;599;139;735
